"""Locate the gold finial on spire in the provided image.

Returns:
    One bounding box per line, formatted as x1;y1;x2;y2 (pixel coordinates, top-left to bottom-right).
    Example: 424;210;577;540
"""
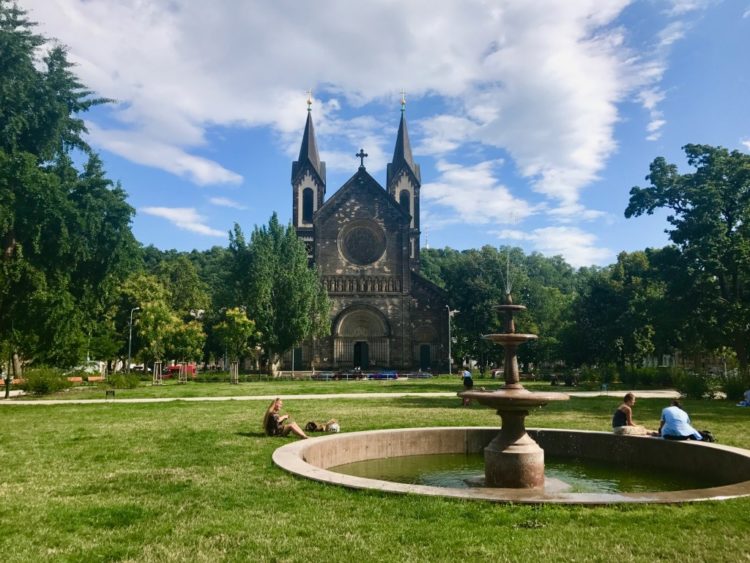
400;89;406;112
306;89;312;112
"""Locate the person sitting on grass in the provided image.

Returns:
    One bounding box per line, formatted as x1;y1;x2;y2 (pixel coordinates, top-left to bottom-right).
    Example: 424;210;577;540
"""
659;399;702;441
262;398;308;439
612;392;656;436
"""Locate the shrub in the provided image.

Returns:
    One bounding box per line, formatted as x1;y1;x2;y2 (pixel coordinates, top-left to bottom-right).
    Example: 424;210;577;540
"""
107;374;140;389
577;367;598;384
721;374;749;401
619;367;676;388
21;367;72;395
673;371;712;399
195;371;230;383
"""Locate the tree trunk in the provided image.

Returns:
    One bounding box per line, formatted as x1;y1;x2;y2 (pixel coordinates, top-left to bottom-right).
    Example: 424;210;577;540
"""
12;352;21;378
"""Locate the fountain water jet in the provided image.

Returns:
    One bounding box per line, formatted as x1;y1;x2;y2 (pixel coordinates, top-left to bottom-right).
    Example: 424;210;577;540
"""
459;293;568;488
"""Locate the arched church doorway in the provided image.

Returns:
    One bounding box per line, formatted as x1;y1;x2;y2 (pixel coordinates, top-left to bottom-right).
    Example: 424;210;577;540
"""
353;341;369;369
419;344;431;371
333;306;390;368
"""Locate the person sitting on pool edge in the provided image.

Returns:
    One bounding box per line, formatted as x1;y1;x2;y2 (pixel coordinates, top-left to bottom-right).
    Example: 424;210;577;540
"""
263;398;308;439
659;399;702;441
612;392;656;436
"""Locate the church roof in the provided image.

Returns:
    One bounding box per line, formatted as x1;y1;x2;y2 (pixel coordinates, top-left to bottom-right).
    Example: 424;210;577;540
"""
411;271;449;300
315;166;410;223
291;111;326;185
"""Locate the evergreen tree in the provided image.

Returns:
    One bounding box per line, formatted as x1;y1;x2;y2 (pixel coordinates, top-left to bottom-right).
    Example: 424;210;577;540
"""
0;2;135;370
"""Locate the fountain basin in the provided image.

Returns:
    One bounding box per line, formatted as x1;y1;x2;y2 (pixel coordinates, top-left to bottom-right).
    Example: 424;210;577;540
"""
273;427;750;504
460;387;569;410
483;333;538;345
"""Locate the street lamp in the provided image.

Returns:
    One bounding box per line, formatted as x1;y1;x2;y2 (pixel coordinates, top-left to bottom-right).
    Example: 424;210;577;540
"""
127;307;140;373
446;306;460;374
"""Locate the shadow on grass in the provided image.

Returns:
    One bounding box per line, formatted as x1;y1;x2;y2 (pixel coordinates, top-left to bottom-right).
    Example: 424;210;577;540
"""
236;431;267;438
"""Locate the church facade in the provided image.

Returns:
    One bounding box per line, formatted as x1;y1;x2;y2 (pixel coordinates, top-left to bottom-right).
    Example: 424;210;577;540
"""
285;102;448;372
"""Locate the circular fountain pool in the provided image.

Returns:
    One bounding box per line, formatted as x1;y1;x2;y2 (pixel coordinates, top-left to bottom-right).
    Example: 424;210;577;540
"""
272;427;750;505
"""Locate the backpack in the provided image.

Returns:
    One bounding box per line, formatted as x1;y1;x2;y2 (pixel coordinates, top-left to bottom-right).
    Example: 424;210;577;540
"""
700;430;716;443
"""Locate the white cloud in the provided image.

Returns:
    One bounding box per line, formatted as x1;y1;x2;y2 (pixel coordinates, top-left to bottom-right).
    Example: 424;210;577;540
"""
658;21;688;47
24;1;637;201
140;207;225;237
742;139;750;151
422;160;536;225
547;203;609;222
744;8;750;19
665;0;715;16
496;226;612;267
208;197;247;210
87;123;242;186
24;0;703;212
415;115;480;155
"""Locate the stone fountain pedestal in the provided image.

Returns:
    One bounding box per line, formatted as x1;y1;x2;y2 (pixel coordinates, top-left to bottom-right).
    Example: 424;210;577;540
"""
459;296;568;488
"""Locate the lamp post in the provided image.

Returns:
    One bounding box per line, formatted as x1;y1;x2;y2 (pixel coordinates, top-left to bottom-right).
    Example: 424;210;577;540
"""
446;306;459;374
127;307;140;373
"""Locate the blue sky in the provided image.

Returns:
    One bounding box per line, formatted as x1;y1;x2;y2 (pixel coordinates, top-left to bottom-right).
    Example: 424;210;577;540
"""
25;0;750;267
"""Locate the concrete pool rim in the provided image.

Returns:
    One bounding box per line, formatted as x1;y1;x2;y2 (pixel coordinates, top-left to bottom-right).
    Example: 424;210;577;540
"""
272;427;750;505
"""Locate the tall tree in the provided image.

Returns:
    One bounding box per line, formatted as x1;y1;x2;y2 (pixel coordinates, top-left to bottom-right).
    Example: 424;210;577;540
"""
625;144;750;374
0;2;134;369
229;214;330;372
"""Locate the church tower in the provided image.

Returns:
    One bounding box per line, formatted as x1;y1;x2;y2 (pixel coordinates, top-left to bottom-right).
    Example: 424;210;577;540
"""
386;93;421;271
291;93;326;260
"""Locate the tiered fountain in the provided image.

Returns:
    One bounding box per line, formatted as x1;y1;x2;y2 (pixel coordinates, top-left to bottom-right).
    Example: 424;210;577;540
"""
272;293;750;504
459;292;568;488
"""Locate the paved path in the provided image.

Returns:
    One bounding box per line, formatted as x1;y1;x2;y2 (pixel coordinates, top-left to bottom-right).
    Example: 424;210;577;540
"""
0;389;681;406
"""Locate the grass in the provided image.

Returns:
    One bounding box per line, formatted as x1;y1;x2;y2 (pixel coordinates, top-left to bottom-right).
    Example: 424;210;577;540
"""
8;375;642;401
1;391;749;562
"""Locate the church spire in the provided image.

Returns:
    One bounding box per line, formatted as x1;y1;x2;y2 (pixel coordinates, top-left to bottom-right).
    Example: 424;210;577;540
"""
386;94;421;272
292;94;326;239
293;95;324;183
390;94;417;180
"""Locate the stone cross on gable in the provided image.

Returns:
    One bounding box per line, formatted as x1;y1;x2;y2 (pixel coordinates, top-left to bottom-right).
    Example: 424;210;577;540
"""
356;148;368;169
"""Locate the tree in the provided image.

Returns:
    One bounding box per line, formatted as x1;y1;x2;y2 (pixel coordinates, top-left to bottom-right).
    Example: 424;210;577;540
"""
626;144;750;375
229;214;330;373
213;307;259;363
164;320;206;364
157;255;210;318
0;2;134;369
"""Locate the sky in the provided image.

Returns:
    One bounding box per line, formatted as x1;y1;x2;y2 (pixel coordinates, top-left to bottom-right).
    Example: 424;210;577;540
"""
22;0;750;268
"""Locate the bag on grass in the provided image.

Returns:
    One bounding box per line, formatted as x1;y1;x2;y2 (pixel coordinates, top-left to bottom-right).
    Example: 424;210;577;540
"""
304;419;340;433
700;430;716;443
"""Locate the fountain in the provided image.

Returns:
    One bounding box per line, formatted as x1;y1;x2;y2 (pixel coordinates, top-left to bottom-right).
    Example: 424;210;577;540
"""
458;292;568;488
272;292;750;504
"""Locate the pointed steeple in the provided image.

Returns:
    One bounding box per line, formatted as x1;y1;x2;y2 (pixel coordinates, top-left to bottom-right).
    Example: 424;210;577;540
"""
391;97;417;178
292;93;325;185
387;92;420;186
387;92;422;272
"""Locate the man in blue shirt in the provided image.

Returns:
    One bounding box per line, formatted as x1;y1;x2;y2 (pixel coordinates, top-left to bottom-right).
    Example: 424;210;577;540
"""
659;400;702;440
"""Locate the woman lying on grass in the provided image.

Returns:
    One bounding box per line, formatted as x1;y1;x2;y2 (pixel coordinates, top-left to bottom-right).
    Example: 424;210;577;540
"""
263;398;308;439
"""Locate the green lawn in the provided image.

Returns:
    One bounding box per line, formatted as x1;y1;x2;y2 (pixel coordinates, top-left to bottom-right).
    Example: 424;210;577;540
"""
1;392;749;562
7;375;635;401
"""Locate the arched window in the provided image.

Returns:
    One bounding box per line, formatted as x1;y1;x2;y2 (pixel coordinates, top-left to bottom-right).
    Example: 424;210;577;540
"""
399;190;410;214
302;188;314;223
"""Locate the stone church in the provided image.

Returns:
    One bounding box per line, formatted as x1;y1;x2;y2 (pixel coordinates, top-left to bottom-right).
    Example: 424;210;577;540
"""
285;100;448;372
